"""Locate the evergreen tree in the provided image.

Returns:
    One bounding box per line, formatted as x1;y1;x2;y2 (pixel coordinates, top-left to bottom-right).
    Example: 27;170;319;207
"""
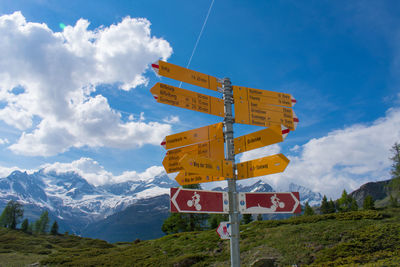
328;199;336;213
28;222;34;234
363;195;375;210
208;214;228;229
337;190;349;212
390;143;400;180
389;195;398;208
241;214;253;224
304;202;315;216
350;198;358;211
257;214;263;221
389;143;400;199
320;195;330;214
21;218;29;233
337;190;358;212
50;221;59;235
35;210;50;234
0;200;23;229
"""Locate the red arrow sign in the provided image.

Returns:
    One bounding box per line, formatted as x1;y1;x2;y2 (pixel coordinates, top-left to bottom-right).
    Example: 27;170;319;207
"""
238;192;301;214
170;187;229;214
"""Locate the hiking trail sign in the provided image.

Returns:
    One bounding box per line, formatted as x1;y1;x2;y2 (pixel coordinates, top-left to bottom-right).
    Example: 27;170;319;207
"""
161;122;223;150
150;83;224;117
238;192;301;214
152;60;221;91
150;60;300;267
170;187;229;214
216;221;231;240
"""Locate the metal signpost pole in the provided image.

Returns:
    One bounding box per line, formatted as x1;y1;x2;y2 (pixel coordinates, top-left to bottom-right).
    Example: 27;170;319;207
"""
222;77;240;267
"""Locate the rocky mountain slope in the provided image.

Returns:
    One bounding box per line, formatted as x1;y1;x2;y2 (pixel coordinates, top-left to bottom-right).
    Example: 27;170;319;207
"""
0;170;177;233
0;169;323;241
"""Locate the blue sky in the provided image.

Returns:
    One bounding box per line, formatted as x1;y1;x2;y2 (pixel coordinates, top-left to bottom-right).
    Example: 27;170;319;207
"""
0;0;399;198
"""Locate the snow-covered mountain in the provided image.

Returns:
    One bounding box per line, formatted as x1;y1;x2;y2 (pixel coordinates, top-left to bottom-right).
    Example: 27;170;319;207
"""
0;169;178;233
211;180;322;206
287;183;323;206
0;169;322;238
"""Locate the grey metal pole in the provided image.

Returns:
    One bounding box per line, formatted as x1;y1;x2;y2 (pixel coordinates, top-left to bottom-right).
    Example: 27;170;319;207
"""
222;77;240;267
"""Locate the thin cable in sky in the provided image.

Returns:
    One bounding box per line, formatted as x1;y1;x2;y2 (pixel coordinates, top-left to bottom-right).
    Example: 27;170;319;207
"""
179;0;215;88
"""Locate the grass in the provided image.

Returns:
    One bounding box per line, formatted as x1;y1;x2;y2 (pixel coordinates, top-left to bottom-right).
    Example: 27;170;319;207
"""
0;208;399;266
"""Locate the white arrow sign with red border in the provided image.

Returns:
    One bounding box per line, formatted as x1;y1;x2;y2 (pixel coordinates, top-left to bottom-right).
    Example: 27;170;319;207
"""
216;221;231;240
170;187;229;214
238;192;301;214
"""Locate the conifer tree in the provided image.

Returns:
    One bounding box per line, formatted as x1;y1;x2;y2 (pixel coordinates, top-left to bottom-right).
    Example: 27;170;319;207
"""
28;222;34;234
363;195;375;210
241;214;253;224
328;199;336;213
337;190;351;212
304;202;315;216
35;210;50;234
21;218;29;233
389;195;398;208
208;214;228;229
0;200;23;229
390;142;400;180
389;143;400;200
350;198;358;211
50;221;59;235
320;195;330;214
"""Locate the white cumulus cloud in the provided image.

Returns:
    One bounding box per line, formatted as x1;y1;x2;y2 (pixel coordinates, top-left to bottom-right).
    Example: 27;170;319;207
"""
0;138;9;145
162;115;180;124
236;108;400;199
0;12;173;156
41;157;167;186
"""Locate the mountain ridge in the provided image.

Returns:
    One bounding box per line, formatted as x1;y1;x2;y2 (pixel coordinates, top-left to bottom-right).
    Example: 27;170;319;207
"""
0;169;323;241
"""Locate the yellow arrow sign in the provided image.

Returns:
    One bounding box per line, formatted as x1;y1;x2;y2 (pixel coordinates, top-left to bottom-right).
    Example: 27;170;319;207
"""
235;100;298;130
150;83;224;117
234;125;290;154
175;171;225;186
162;139;225;173
161;122;224;150
233;86;296;108
179;155;234;177
236;153;290;180
152;60;221;91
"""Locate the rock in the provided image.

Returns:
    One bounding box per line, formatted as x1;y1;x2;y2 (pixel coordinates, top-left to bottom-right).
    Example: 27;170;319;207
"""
251;258;276;267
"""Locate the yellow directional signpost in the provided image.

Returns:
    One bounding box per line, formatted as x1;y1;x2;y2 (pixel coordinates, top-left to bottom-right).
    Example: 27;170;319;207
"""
152;60;221;91
234;125;289;154
162;139;225;173
179;154;233;178
175;171;225;186
161;122;223;150
233;85;296;108
236;153;290;180
235;99;298;130
150;60;299;267
150;82;224;117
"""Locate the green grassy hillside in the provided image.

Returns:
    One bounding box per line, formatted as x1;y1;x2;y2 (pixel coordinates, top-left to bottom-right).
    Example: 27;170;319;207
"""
1;208;400;266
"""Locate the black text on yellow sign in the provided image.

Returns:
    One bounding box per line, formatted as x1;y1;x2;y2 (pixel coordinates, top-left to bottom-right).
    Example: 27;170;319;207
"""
234;125;289;154
180;155;234;178
150;83;225;117
233;86;296;108
161;122;224;150
152;60;221;91
235;100;298;130
162;139;225;174
236;153;290;180
175;171;225;186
